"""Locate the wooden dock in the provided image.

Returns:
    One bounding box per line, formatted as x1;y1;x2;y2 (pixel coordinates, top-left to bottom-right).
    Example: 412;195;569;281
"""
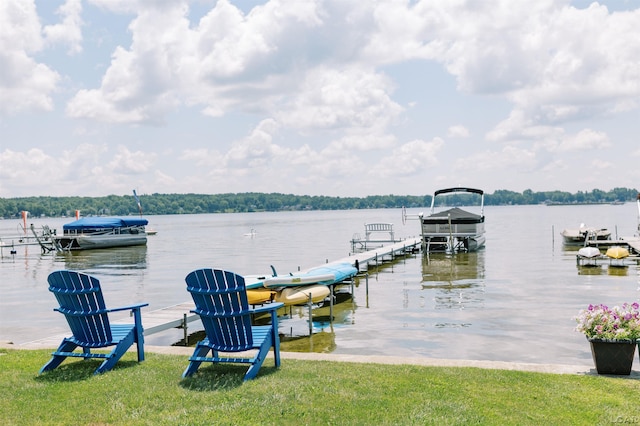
21;302;198;349
335;237;422;272
586;236;640;255
143;302;196;335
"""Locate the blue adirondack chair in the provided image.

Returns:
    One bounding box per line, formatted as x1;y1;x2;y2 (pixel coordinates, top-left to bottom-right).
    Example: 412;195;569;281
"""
39;270;148;375
182;268;284;381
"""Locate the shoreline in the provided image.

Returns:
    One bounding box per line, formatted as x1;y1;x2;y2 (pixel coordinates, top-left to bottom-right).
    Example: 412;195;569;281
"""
4;340;638;378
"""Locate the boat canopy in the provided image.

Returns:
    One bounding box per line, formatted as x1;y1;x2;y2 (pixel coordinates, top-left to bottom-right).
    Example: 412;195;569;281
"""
433;187;483;197
427;207;482;220
430;187;485;216
63;217;148;231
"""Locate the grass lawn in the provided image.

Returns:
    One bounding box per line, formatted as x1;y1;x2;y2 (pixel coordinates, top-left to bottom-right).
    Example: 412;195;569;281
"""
1;347;639;425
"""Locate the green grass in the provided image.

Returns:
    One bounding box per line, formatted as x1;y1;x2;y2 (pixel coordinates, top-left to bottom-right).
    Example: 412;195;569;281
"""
1;348;639;425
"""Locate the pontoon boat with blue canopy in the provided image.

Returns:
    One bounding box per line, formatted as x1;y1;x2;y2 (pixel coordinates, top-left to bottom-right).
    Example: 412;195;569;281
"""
53;217;149;250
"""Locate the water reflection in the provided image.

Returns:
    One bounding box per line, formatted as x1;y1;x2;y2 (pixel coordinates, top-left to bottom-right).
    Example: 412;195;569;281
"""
607;265;629;276
576;263;630;276
577;265;604;275
58;245;148;272
209;283;357;353
278;288;356;340
421;251;486;312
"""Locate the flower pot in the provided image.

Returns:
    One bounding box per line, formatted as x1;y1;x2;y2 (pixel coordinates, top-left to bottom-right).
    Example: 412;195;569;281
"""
589;339;636;375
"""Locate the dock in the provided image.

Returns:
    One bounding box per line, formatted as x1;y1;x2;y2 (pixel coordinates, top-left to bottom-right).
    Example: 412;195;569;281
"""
21;302;198;349
578;236;640;267
350;223;406;252
20;238;422;349
341;237;422;271
576;254;640;267
586;236;640;254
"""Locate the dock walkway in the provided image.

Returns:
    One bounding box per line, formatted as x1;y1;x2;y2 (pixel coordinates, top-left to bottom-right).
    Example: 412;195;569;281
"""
334;237;421;271
587;236;640;254
21;302;198;349
21;238;422;349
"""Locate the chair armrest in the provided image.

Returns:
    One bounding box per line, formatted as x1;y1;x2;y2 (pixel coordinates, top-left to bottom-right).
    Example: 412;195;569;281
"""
107;303;149;313
250;302;284;314
109;303;148;329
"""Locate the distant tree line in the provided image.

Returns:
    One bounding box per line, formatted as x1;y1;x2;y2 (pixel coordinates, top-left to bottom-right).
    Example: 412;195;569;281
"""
0;188;638;219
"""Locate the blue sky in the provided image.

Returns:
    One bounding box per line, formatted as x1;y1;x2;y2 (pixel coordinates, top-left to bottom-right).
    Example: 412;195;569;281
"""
1;0;639;197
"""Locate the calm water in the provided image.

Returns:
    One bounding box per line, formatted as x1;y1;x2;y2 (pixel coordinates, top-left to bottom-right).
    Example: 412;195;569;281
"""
1;204;639;366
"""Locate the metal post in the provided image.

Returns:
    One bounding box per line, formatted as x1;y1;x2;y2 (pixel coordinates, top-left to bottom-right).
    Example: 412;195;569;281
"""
183;313;188;346
308;293;313;335
329;285;334;323
365;273;369;308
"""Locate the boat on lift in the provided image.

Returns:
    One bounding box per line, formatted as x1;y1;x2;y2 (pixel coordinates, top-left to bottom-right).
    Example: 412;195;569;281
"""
49;217;149;251
418;187;486;252
605;246;629;260
577;246;601;259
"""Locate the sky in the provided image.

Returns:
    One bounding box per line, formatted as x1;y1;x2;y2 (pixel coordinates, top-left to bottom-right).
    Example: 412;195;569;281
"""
1;0;639;198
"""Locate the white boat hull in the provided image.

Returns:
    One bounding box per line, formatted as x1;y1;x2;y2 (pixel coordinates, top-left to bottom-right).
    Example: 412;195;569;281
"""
561;227;611;246
578;247;601;259
54;234;147;250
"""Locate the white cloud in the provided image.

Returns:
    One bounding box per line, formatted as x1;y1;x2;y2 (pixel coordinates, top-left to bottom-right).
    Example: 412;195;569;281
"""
43;0;83;54
556;129;611;152
0;144;110;195
378;137;444;177
279;65;403;131
447;125;469;138
453;145;538;175
0;1;60;113
225;118;280;166
2;0;640;197
107;145;155;174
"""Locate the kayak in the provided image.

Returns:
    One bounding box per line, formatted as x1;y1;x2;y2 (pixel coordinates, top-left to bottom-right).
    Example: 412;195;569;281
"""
275;285;331;305
264;262;358;288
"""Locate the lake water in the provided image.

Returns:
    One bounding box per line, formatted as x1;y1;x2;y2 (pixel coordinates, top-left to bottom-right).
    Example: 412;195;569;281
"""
1;204;639;367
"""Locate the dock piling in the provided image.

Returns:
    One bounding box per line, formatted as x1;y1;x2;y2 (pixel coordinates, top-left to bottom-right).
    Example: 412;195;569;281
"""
308;294;313;335
182;313;188;345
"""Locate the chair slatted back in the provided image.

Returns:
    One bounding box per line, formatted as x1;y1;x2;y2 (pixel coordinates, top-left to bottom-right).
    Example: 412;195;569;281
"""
185;269;253;351
47;270;112;346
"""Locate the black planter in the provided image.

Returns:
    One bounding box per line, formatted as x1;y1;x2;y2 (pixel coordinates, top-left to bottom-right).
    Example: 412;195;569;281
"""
589;339;636;375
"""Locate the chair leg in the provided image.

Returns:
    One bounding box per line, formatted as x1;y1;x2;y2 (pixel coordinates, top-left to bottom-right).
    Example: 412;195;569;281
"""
95;334;134;374
39;339;78;374
244;335;272;381
272;325;281;368
132;307;145;362
182;341;211;378
135;339;145;362
268;310;281;367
